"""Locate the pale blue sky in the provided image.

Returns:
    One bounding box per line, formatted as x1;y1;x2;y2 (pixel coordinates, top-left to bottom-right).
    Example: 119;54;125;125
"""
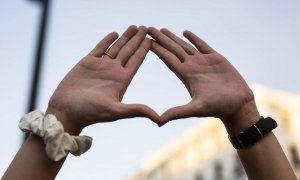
1;0;300;179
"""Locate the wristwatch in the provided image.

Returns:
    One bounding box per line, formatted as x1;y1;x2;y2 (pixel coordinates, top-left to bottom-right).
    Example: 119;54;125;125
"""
229;117;278;149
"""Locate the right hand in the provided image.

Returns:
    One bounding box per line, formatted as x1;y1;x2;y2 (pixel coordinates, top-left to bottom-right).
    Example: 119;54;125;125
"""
148;27;260;132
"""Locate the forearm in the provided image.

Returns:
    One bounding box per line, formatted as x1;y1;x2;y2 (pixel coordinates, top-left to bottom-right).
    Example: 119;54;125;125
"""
2;134;66;180
224;101;297;180
147;27;296;179
2;109;80;180
238;132;296;180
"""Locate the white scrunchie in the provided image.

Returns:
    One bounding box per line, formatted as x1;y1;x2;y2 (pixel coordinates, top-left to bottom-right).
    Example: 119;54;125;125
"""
19;110;93;162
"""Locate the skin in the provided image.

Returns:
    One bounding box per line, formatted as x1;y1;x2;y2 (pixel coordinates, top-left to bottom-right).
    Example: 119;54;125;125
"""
2;25;160;180
148;27;296;180
47;25;160;134
2;26;296;180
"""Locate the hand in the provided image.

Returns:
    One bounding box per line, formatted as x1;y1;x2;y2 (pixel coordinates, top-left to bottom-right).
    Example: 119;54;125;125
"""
148;27;260;132
47;26;160;134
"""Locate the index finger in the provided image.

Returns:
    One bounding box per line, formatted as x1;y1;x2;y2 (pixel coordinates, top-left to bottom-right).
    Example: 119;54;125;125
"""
125;38;151;74
151;40;182;72
160;28;198;55
117;26;148;66
183;31;216;54
148;27;188;62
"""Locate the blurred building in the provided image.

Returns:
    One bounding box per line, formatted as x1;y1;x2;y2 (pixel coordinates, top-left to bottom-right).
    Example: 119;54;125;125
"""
131;85;300;180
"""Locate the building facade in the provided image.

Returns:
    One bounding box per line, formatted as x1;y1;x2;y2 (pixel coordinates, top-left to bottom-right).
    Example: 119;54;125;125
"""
131;85;300;180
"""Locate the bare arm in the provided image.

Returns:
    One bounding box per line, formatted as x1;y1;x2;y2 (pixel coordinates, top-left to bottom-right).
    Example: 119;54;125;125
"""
148;27;296;180
2;25;160;180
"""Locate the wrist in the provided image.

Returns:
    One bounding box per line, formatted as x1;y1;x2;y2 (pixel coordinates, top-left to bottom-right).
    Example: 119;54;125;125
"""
45;107;82;136
222;100;261;135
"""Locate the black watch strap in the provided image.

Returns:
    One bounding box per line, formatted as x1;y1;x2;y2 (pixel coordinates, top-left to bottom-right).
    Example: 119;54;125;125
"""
229;117;278;149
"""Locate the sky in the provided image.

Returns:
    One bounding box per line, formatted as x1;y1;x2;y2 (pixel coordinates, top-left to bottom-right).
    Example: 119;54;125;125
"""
1;0;300;179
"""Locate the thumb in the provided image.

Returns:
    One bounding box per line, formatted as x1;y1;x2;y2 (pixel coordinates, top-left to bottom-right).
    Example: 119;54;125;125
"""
160;101;198;126
115;103;160;125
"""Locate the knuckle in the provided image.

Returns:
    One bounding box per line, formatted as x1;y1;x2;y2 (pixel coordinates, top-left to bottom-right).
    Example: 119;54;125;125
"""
157;33;165;40
170;43;182;51
123;46;135;55
162;50;173;60
97;39;109;49
113;42;123;50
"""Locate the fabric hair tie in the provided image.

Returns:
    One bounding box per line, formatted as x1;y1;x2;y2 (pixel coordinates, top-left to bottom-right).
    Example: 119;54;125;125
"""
19;110;92;161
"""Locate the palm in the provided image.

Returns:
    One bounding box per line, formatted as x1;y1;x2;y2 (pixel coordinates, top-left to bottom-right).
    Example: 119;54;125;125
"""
180;53;253;119
148;27;254;125
51;56;128;125
48;26;160;130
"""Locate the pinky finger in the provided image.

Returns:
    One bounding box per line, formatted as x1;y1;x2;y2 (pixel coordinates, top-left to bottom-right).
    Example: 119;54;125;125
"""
183;31;215;54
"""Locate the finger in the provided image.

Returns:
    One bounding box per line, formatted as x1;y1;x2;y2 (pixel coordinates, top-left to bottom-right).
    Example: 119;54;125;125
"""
89;32;119;57
117;26;148;66
114;103;161;125
151;40;181;72
160;28;198;55
159;101;198;126
125;38;151;74
105;25;138;58
183;30;216;54
148;27;188;62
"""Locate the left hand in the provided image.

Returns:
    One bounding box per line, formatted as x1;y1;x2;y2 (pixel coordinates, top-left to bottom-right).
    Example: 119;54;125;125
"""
148;27;259;130
47;26;160;134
